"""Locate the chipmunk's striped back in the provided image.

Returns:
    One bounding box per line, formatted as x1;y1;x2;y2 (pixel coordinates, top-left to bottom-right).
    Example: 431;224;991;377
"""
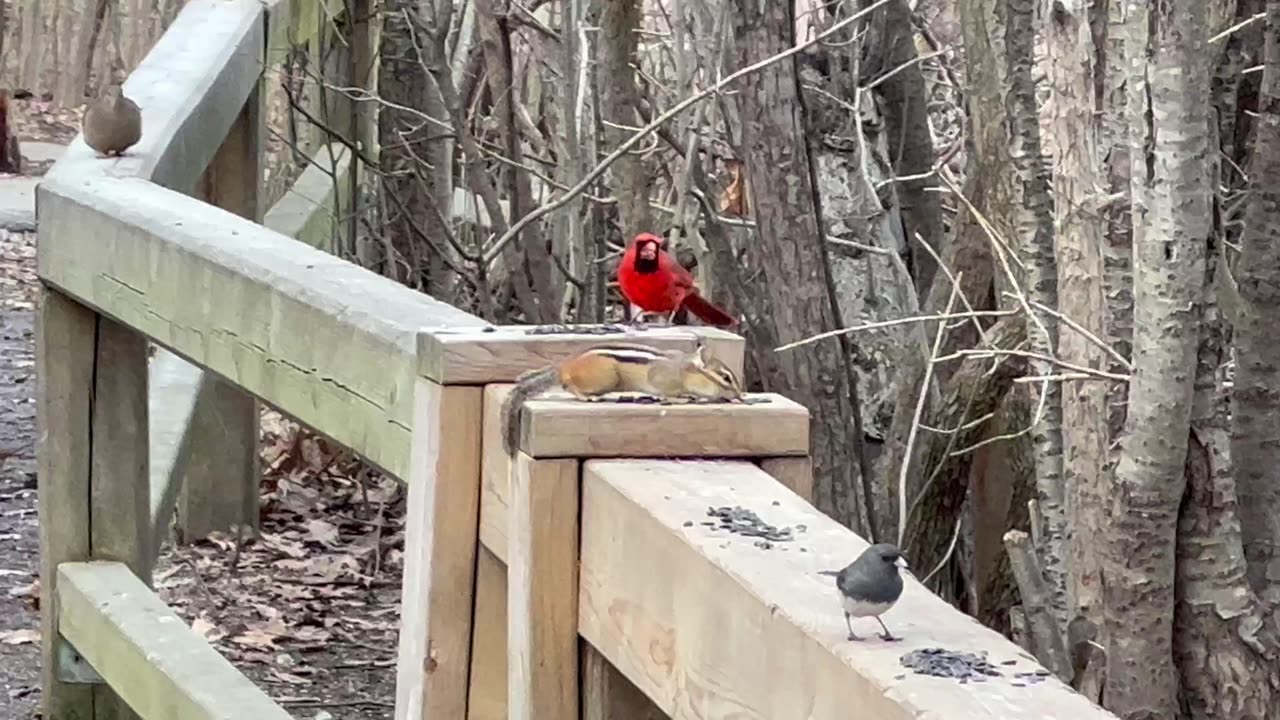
501;342;743;456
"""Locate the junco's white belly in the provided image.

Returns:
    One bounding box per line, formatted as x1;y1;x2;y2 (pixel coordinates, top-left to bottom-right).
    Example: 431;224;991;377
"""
843;595;895;617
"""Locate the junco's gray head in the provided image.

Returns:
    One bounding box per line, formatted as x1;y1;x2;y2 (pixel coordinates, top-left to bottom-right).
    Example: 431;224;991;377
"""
828;543;907;642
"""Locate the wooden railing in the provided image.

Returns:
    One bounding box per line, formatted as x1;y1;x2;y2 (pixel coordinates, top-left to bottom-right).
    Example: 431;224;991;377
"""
36;1;1120;719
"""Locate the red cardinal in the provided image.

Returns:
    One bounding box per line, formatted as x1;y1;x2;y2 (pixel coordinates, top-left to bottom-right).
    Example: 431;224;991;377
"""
616;233;737;327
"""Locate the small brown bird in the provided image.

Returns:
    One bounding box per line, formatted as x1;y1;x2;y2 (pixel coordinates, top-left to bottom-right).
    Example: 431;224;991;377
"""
82;85;141;158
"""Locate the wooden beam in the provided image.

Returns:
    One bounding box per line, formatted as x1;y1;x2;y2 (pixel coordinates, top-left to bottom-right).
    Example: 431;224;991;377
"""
516;392;809;458
465;546;508;720
508;453;580;720
263;143;353;252
480;386;809;560
37;175;485;480
47;0;266;196
38;289;96;720
579;459;1118;720
417;326;744;384
759;456;815;504
395;381;483;720
582;644;665;720
57;561;293;720
172;78;266;545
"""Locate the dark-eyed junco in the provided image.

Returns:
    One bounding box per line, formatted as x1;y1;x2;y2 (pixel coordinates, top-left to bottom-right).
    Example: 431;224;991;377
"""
819;543;907;641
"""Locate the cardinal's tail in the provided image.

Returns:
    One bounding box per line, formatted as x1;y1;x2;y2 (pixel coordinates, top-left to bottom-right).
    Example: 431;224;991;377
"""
681;292;738;328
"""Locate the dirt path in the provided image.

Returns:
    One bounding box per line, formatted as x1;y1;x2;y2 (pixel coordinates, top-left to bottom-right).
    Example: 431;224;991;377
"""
0;228;43;719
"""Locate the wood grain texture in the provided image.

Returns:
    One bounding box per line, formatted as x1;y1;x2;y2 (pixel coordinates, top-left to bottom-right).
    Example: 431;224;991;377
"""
518;393;809;458
759;456;814;504
90;317;151;585
57;561;292;720
395;382;483;720
38;288;96;720
478;385;515;563
582;643;666;720
37;175;485;480
508;453;580;720
579;459;1118;720
465;547;508;720
417;326;744;384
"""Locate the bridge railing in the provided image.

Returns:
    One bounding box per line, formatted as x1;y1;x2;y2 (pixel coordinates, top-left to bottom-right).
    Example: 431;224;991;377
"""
36;1;1120;719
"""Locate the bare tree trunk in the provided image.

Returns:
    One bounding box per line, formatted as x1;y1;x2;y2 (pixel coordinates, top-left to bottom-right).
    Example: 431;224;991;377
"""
873;0;1004;546
1173;220;1280;720
1230;0;1280;612
1103;0;1210;712
474;0;559;322
855;0;944;294
717;0;873;535
598;0;650;238
58;0;109;105
1004;0;1067;630
379;0;440;284
1044;0;1108;639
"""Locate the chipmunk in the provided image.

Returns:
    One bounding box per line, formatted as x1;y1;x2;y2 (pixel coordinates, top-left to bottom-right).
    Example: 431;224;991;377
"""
501;341;744;455
83;84;141;158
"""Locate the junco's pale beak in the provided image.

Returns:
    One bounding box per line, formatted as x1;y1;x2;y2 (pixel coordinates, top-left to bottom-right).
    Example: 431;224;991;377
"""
895;556;909;569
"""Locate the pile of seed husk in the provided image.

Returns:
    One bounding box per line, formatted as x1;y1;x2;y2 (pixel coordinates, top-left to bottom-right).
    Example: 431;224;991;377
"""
523;323;630;335
896;648;1044;681
703;505;795;545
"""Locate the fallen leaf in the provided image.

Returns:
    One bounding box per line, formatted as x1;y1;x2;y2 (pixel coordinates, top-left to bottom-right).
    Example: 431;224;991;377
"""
0;628;38;645
191;618;225;642
8;579;37;598
306;519;340;547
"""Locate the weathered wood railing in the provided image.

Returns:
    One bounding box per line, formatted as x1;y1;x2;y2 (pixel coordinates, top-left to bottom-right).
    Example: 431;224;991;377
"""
36;1;1120;719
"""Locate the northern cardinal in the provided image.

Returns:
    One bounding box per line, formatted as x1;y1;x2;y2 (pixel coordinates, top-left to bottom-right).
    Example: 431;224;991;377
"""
616;233;737;327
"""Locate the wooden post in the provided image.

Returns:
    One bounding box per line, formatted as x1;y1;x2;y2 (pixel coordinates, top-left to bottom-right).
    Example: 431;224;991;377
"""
38;290;96;720
466;546;508;720
39;290;150;720
581;644;665;720
395;381;483;720
174;81;264;543
508;453;580;720
759;457;815;504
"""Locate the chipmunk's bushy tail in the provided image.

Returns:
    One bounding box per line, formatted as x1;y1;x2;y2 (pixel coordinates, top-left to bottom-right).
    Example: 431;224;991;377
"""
502;365;562;456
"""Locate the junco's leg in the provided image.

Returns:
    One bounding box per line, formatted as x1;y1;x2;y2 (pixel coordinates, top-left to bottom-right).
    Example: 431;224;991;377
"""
876;617;899;642
845;612;861;641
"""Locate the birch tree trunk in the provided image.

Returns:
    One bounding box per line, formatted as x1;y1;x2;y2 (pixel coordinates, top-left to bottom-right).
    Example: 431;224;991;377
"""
1004;0;1067;630
1230;0;1280;613
1173;209;1279;720
1103;0;1211;712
